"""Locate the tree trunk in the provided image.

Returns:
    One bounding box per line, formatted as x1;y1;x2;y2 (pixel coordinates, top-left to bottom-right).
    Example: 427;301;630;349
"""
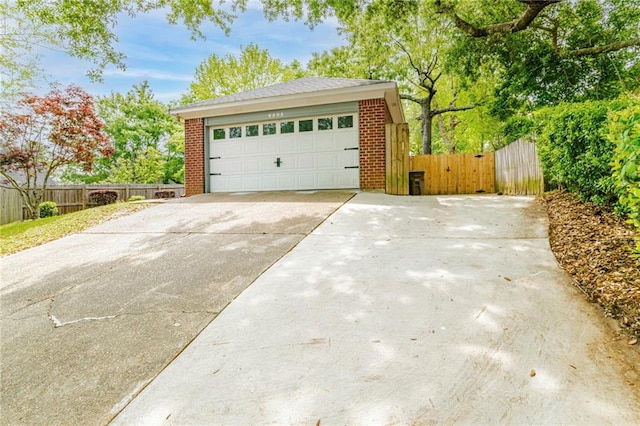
23;189;42;220
421;96;434;155
436;113;452;153
422;111;433;155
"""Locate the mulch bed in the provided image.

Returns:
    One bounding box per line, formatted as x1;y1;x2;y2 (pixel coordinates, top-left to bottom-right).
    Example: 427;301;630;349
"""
541;191;640;340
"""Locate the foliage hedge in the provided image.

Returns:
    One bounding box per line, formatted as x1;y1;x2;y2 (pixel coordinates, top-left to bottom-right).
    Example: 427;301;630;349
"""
533;99;632;204
503;98;627;203
608;96;640;257
38;201;58;218
505;95;639;258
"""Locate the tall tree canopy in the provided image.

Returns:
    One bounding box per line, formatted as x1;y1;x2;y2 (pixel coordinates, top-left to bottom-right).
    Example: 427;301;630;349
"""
64;81;183;184
4;0;637;87
308;0;480;154
272;0;640;111
442;0;640;118
99;81;182;184
182;43;304;103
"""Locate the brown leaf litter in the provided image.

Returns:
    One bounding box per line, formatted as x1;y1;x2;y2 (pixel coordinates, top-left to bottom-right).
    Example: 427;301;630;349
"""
541;191;640;339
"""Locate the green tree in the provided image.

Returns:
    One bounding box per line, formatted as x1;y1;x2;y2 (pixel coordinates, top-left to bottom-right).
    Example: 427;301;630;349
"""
308;0;477;154
108;146;165;184
266;0;640;120
164;130;185;184
182;43;305;103
440;0;640;118
64;81;183;184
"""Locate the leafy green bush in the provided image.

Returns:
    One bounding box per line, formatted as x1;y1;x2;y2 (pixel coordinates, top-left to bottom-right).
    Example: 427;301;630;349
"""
38;201;58;218
128;195;145;202
88;190;118;206
533;98;630;204
608;97;640;258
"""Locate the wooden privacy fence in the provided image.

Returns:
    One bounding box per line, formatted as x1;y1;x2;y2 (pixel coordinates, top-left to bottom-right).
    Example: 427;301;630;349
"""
1;186;23;226
495;139;544;195
410;152;496;195
405;140;543;196
0;184;185;225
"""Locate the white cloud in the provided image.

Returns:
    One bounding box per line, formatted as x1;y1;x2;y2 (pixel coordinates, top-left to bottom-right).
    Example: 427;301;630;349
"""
102;68;192;82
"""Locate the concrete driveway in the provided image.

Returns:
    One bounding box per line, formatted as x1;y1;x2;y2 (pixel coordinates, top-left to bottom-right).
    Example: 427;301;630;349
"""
112;193;640;425
0;191;354;425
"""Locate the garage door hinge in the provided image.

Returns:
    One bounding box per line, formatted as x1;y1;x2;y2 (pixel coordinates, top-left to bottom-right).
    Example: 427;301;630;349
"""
344;147;359;151
210;156;221;159
344;166;359;169
210;173;222;176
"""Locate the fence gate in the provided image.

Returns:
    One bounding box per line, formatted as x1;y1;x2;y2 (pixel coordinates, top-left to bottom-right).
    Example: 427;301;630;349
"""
410;152;496;195
385;123;410;195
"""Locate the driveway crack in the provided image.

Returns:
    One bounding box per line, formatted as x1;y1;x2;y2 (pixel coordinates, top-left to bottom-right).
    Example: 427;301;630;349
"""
45;305;219;328
49;313;118;328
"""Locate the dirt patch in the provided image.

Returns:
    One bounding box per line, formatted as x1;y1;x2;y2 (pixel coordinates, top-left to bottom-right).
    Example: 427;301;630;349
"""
541;191;640;341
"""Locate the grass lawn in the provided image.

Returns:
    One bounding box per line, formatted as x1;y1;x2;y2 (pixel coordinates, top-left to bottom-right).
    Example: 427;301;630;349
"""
0;202;152;257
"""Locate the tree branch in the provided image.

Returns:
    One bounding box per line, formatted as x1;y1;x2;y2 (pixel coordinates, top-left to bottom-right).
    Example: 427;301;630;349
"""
400;93;426;104
436;0;562;37
567;38;640;57
432;104;476;116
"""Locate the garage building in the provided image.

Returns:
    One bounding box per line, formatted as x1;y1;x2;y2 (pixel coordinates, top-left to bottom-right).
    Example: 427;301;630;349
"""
171;77;405;195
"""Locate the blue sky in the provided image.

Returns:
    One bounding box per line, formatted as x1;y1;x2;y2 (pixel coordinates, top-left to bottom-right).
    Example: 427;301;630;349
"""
40;2;347;104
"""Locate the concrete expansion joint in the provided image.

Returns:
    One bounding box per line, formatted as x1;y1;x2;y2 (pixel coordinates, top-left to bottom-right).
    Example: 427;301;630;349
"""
313;234;549;240
188;231;307;236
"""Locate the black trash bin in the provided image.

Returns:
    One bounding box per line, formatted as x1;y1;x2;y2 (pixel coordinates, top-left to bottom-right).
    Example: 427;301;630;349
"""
409;171;425;195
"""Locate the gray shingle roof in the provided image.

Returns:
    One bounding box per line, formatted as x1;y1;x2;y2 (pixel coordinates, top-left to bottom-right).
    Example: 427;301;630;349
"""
177;77;392;110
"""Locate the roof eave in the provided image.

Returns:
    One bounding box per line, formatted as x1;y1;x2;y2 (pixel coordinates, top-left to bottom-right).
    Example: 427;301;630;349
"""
171;81;405;123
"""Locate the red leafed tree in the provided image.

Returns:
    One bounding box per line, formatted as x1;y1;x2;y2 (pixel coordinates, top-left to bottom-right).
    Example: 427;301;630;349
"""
0;84;113;219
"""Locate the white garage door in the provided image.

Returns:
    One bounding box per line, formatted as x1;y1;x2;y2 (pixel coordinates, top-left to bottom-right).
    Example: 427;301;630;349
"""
207;113;359;192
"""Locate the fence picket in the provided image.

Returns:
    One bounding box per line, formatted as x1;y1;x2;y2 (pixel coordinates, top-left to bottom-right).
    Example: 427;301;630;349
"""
408;141;542;196
410;152;496;195
495;140;544;195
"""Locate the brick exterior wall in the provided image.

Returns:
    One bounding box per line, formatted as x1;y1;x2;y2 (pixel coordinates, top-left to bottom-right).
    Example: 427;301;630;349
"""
184;118;205;196
183;100;391;194
359;98;391;191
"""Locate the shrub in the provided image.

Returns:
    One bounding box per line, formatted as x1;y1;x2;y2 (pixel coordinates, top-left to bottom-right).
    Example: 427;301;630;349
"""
608;97;640;259
38;201;58;218
128;195;145;202
154;190;175;199
88;190;118;206
532;98;630;204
